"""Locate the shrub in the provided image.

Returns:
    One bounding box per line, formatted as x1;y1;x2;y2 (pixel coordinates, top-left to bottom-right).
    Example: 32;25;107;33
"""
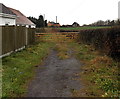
77;26;120;60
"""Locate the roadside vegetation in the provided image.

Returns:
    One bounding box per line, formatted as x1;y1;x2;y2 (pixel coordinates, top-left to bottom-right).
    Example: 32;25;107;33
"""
69;42;119;97
38;31;119;97
2;42;53;97
2;27;119;98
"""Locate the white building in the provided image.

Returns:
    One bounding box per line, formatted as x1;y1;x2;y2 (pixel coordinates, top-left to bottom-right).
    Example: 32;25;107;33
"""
9;8;36;28
0;3;36;28
0;3;16;26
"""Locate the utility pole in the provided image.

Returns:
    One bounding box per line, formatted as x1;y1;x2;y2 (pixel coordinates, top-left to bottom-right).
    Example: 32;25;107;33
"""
44;14;45;20
56;16;57;23
43;14;45;27
118;1;120;19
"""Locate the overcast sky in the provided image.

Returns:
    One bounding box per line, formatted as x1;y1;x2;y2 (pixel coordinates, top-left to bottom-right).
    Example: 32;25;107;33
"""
1;0;120;25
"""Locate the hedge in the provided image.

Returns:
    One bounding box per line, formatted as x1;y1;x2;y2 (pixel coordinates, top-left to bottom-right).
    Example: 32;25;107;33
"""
77;26;120;60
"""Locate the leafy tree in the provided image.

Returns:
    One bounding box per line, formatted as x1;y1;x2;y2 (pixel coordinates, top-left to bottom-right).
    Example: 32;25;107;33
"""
115;19;120;25
110;20;115;26
28;16;37;25
45;20;48;27
36;15;45;28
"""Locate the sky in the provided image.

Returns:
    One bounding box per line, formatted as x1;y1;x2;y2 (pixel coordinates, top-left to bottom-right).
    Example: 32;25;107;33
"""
1;0;120;25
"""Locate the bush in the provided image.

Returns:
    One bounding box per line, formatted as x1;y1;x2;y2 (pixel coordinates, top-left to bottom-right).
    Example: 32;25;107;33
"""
77;26;120;60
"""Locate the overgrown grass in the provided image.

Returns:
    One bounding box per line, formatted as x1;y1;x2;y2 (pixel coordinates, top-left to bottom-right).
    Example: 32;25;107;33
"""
38;33;73;43
70;42;119;97
38;33;74;60
2;42;54;97
54;43;70;59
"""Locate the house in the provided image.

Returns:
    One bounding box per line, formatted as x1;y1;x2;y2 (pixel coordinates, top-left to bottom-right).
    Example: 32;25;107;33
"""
0;3;17;26
72;22;80;27
61;25;72;27
0;3;35;28
48;21;60;27
9;8;36;28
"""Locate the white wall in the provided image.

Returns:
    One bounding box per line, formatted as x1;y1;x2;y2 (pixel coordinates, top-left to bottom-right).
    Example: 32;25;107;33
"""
31;25;36;28
0;16;16;26
24;24;36;28
17;24;36;28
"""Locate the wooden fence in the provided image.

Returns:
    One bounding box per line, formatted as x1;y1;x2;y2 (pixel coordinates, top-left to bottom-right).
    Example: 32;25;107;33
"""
1;26;35;57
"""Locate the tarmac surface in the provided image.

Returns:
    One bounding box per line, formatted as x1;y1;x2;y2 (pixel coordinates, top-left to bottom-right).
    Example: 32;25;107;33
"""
27;50;83;97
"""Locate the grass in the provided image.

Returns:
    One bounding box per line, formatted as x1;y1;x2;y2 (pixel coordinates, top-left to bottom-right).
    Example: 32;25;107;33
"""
38;32;74;60
57;26;111;31
38;33;73;43
70;42;119;97
54;43;70;59
2;42;54;97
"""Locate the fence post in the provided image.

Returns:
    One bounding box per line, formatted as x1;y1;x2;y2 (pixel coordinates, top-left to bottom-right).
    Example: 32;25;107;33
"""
14;26;16;51
0;26;2;98
25;27;28;46
0;26;2;56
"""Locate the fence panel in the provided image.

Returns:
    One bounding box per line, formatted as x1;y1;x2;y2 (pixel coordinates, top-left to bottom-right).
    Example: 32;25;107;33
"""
27;28;35;45
1;26;35;57
15;26;26;50
0;27;2;56
2;26;15;54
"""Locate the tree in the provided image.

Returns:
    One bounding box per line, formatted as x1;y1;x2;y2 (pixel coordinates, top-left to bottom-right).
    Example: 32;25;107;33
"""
36;15;45;28
110;20;115;26
28;16;37;25
44;20;48;27
115;19;120;25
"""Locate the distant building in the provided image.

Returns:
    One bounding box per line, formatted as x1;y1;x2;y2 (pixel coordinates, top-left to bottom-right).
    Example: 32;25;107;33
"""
72;22;80;27
61;22;80;27
48;21;60;27
61;25;72;27
0;3;16;26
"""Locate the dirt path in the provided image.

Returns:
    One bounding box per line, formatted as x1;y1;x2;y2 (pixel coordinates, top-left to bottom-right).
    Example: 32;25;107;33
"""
26;50;83;97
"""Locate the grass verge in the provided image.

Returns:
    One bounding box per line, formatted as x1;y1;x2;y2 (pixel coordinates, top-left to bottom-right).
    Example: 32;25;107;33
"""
70;42;119;97
2;42;53;97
